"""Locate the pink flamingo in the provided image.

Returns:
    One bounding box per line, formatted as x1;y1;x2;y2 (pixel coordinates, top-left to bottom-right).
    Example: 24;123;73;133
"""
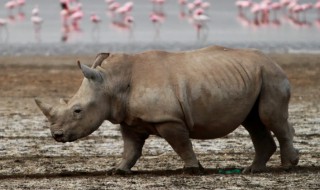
124;15;135;39
201;1;210;10
0;18;8;26
192;8;209;41
90;13;101;41
124;15;134;26
113;2;134;24
0;18;9;42
70;3;84;31
5;0;17;19
90;13;101;24
235;0;252;13
60;8;70;33
187;0;210;14
31;5;43;42
108;2;120;12
150;12;163;40
32;4;39;16
178;0;187;19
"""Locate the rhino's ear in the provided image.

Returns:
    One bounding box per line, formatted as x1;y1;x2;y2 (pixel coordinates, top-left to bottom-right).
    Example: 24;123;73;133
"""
34;98;53;119
92;53;110;68
77;61;103;82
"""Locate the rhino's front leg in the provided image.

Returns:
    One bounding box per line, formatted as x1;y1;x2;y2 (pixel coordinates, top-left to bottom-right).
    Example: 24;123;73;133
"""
155;122;204;175
113;124;149;175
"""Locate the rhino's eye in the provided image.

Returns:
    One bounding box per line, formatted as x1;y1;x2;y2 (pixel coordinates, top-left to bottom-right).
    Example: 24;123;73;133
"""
74;109;82;114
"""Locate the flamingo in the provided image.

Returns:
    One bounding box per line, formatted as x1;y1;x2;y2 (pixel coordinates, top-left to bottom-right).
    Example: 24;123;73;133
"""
124;15;135;39
70;3;84;31
90;13;101;42
31;5;43;42
150;12;163;40
108;2;120;12
0;18;9;42
192;8;209;41
5;0;17;18
60;8;70;33
90;13;101;24
113;2;134;24
235;0;252;13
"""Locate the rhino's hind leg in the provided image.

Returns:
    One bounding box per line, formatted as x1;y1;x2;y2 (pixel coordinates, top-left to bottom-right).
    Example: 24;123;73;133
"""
259;79;299;170
242;107;277;173
155;122;204;175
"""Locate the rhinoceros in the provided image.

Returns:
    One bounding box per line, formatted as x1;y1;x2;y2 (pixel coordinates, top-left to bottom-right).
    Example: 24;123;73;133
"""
35;46;299;174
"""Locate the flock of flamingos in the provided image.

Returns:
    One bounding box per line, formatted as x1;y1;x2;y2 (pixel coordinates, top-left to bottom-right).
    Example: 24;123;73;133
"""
0;0;320;42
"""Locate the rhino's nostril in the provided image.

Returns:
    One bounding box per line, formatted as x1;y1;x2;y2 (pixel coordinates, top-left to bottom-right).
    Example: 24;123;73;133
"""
53;131;64;139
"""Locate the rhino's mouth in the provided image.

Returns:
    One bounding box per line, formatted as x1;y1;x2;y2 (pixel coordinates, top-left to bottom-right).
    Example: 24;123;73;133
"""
53;135;67;143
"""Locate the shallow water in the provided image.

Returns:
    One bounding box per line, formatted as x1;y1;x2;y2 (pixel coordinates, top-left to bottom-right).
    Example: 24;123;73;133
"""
0;0;319;54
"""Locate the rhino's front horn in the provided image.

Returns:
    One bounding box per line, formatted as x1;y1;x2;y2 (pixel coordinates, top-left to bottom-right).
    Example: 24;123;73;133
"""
34;98;54;119
77;61;103;82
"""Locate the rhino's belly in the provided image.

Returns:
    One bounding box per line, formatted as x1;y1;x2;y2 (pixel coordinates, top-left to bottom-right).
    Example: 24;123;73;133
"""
188;95;256;139
189;122;242;139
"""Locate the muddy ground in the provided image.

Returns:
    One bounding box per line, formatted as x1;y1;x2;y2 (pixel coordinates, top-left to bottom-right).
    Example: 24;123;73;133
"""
0;53;319;189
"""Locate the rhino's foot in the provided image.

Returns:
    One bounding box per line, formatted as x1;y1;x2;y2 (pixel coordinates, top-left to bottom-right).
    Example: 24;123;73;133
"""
183;162;205;175
281;148;299;171
242;164;268;174
107;168;133;176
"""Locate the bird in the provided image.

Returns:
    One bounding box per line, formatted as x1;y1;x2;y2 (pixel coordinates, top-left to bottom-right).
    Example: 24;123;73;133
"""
90;13;101;24
5;0;17;18
114;2;134;24
70;3;84;31
235;0;252;13
191;8;210;41
31;5;43;42
0;18;9;42
31;4;39;16
150;12;164;40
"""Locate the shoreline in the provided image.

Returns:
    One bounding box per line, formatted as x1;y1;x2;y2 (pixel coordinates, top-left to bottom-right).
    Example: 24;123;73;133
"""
1;42;320;56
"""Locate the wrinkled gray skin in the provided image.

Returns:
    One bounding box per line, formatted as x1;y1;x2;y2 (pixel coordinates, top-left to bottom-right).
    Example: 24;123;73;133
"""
35;46;299;175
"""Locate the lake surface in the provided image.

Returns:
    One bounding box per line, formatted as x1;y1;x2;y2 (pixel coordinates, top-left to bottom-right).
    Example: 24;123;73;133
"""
0;0;319;55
